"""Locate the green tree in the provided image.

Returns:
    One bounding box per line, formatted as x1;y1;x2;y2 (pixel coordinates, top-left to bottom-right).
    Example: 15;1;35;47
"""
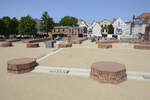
40;11;54;34
58;16;78;26
10;17;19;35
18;15;37;36
107;24;114;34
0;19;6;36
2;16;11;36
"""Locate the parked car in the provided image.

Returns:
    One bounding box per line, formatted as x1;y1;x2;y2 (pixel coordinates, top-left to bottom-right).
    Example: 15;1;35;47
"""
56;36;61;41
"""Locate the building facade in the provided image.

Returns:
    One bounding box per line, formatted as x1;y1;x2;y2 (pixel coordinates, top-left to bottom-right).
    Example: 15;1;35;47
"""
49;26;87;37
78;19;88;27
132;13;150;39
91;22;102;37
144;24;150;41
124;22;132;36
112;18;126;35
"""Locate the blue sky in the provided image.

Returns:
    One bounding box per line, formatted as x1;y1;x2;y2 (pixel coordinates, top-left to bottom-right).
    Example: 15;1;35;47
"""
0;0;150;24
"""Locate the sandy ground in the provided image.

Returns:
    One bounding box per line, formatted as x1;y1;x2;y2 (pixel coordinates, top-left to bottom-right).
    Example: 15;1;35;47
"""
0;40;150;100
0;42;57;59
39;40;150;72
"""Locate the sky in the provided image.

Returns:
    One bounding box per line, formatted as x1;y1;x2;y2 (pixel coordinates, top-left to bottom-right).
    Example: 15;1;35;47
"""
0;0;150;24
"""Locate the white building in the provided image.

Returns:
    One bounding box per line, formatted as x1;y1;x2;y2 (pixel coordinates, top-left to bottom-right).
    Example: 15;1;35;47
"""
112;18;126;35
78;19;88;27
91;21;102;37
131;13;150;39
125;22;131;35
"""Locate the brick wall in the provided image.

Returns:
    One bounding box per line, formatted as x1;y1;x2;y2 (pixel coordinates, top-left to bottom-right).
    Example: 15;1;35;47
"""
50;27;87;37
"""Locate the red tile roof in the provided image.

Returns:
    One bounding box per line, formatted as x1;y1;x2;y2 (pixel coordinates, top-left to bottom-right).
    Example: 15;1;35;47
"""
112;18;119;24
136;13;150;19
78;18;88;26
135;13;150;24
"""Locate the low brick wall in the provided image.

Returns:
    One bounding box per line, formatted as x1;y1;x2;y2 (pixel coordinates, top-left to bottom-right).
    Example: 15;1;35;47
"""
58;43;72;48
140;42;150;45
78;37;88;42
128;40;143;44
22;38;52;43
96;40;121;44
0;42;12;47
26;43;39;48
6;39;21;42
7;58;37;74
134;44;150;50
70;40;82;44
62;37;87;44
90;62;127;84
98;43;112;49
62;37;69;41
0;39;6;42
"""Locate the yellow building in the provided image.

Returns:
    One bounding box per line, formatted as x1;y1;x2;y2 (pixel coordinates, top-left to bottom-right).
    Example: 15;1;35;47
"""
99;19;111;35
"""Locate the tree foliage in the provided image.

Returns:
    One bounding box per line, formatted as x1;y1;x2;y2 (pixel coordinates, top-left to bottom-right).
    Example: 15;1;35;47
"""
18;15;37;35
2;16;11;36
0;17;19;37
107;24;114;34
40;11;54;34
0;19;6;36
10;17;19;35
58;16;78;26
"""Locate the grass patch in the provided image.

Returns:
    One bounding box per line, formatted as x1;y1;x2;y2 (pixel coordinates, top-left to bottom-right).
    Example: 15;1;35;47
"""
120;38;132;41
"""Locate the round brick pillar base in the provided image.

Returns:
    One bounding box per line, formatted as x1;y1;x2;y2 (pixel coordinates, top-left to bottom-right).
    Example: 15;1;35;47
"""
7;58;37;74
0;42;12;47
90;61;127;84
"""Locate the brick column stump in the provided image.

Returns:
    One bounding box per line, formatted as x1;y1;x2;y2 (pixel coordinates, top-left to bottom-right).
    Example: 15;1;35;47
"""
134;44;150;50
90;61;127;84
7;58;37;74
58;43;72;48
27;43;39;48
0;42;12;47
71;40;82;44
98;43;112;48
6;39;20;42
